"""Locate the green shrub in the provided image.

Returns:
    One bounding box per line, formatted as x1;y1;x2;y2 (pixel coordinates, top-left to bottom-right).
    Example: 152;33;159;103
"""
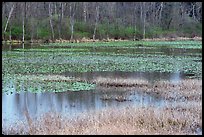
37;28;50;40
74;31;91;39
75;22;91;33
123;27;135;38
11;26;23;39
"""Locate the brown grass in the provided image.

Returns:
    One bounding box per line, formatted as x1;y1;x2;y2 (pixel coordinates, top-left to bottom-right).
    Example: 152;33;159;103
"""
92;77;149;87
100;94;131;102
2;78;202;135
3;102;201;135
93;77;201;101
140;79;202;101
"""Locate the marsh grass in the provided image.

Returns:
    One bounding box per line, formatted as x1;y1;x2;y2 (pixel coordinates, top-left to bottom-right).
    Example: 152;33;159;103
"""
2;79;202;135
3;103;201;135
92;77;149;87
143;79;202;101
93;77;201;101
100;94;131;102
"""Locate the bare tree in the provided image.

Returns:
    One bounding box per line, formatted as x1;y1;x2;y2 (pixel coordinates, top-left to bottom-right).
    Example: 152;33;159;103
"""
83;2;87;23
140;2;146;39
49;2;55;40
22;2;26;43
93;3;100;40
133;3;138;41
159;2;164;26
69;2;76;41
2;2;202;41
3;4;15;34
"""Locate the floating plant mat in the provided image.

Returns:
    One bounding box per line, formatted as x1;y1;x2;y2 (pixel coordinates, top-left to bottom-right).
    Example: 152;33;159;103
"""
13;48;89;52
2;74;96;94
2;51;202;78
2;40;202;93
41;40;202;49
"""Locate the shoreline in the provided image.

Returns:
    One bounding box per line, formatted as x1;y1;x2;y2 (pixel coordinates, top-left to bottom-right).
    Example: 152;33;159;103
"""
2;36;202;44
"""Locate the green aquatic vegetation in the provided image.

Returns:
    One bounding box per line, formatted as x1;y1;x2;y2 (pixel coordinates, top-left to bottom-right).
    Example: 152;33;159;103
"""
2;41;202;94
13;48;89;52
2;51;201;76
2;74;96;94
14;74;74;82
41;40;202;49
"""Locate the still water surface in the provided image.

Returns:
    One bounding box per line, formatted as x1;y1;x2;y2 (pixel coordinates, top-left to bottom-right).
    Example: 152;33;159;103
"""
2;43;201;127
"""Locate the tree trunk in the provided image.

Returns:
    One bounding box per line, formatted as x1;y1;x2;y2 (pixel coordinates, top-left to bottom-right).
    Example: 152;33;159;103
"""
70;22;74;40
140;2;143;29
159;2;164;26
61;3;64;19
49;2;55;40
179;3;184;28
167;18;172;30
57;3;61;39
192;3;196;20
133;3;137;41
54;2;57;15
4;4;14;34
93;5;99;40
22;3;25;43
83;2;87;23
69;2;76;41
9;25;12;41
142;2;146;39
58;2;63;39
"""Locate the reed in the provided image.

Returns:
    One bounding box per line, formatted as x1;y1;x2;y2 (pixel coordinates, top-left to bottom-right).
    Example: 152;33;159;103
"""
2;79;202;135
92;77;149;87
3;102;201;135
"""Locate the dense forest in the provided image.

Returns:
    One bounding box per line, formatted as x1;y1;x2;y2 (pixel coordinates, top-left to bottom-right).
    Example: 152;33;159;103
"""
2;2;202;42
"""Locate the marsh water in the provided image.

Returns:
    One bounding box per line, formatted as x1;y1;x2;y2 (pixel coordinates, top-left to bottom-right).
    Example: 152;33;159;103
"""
2;42;202;127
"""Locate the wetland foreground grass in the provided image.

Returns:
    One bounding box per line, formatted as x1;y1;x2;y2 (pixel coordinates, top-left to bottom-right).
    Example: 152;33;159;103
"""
3;102;201;135
2;79;202;135
93;78;202;101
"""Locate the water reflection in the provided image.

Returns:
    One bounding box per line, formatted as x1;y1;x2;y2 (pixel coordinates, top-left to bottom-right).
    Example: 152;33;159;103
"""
2;43;202;58
2;84;166;126
2;42;201;128
64;71;186;84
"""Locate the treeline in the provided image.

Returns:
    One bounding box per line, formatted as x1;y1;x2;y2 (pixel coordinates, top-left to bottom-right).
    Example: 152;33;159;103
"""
2;2;202;42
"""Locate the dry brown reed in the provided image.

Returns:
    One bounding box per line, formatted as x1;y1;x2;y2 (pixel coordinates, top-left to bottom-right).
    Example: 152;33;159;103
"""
92;77;149;87
2;78;202;135
3;103;201;135
93;77;201;102
139;79;202;101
